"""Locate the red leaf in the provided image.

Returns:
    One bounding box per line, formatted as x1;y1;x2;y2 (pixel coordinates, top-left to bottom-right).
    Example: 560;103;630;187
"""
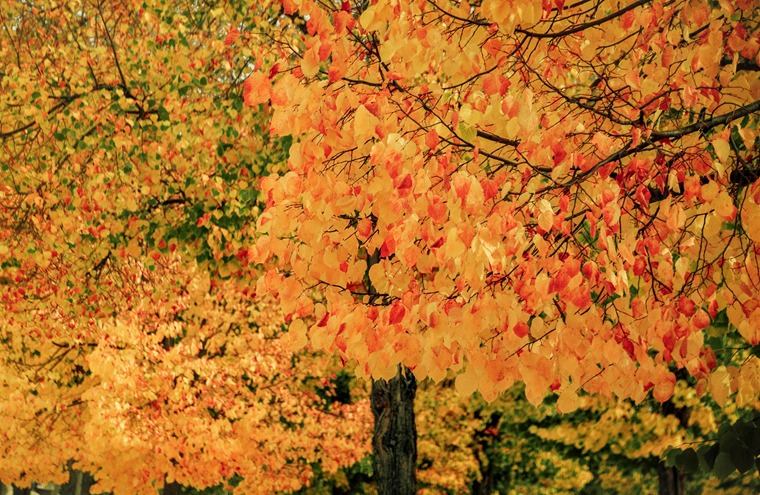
635;184;651;212
513;322;529;338
570;286;592;310
317;313;329;327
693;310;710;329
397;174;413;191
389;303;405;324
380;234;396;258
677;297;695;316
481;178;499;201
224;28;240;46
621;338;635;360
548;270;569;293
367;306;379;321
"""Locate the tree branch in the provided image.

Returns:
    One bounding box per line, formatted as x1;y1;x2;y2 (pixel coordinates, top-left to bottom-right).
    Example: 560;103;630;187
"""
516;0;651;38
476;129;520;147
650;99;760;140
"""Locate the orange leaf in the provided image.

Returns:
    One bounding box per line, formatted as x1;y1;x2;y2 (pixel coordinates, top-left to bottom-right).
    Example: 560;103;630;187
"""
224;27;240;46
243;72;270;106
425;129;440;150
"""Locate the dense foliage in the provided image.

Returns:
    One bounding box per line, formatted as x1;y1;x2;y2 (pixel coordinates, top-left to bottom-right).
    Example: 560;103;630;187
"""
2;0;760;493
0;1;369;493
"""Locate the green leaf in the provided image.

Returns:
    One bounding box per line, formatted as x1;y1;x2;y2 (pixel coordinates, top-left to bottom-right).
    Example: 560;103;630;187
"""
458;122;477;143
699;444;720;471
720;429;740;453
730;444;755;474
750;344;760;359
712;309;729;329
157;106;170;121
217;142;233;157
751;424;760;454
714;452;735;480
679;448;700;473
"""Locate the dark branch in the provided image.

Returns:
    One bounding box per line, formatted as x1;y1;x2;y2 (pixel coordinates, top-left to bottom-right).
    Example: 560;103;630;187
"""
515;0;651;38
476;129;520;147
650;99;760;140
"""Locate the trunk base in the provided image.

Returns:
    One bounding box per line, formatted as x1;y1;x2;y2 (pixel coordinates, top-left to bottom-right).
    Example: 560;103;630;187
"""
371;367;417;495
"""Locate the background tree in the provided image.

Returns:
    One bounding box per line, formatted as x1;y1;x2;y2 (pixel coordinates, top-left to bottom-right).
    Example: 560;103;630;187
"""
416;379;759;494
4;0;760;493
249;0;760;492
0;0;370;493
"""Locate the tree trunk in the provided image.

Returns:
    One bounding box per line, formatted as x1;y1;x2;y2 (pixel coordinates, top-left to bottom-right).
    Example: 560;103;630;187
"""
657;400;690;495
371;366;417;495
471;411;502;495
162;481;181;495
471;458;494;495
72;471;82;495
657;466;685;495
61;466;93;495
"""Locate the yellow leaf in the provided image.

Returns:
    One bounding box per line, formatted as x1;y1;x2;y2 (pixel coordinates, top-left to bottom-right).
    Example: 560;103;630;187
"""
737;309;760;346
741;189;760;244
711;135;730;164
287;318;308;351
556;389;580;414
359;5;376;30
713;190;737;221
481;0;515;30
736;357;760;407
354;104;377;142
301;45;320;78
369;262;389;293
708;366;732;407
455;367;479;396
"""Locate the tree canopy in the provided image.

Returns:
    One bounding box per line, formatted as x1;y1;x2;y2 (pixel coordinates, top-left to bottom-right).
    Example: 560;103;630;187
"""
0;1;369;493
2;0;760;493
252;0;760;409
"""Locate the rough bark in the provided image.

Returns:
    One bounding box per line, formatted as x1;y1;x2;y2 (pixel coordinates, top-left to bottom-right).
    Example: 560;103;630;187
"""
371;366;417;495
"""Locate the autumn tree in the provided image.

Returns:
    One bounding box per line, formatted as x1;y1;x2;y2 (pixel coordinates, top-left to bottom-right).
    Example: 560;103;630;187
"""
249;0;760;492
0;0;371;493
532;380;760;494
414;377;759;495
